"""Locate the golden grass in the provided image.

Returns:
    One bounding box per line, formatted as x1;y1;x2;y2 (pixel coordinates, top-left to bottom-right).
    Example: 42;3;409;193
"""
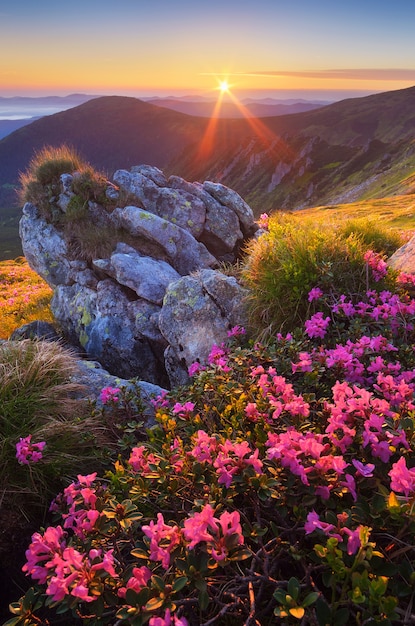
298;194;415;237
0;257;53;339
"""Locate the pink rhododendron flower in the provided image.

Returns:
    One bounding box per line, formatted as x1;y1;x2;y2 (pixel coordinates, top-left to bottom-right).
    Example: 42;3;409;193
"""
208;343;231;371
183;504;218;549
352;460;375;477
118;566;151;598
308;287;323;302
342;525;366;555
149;610;189;626
150;390;170;408
244;402;261;421
172;401;195;418
389;457;415;497
142;513;181;569
258;213;269;230
213;440;263;488
100;386;120;404
183;504;244;562
304;312;331;339
16;435;46;465
292;351;313;373
23;527;118;603
397;272;415;286
364;250;387;282
190;430;218;463
304;511;341;541
227;325;246;337
188;361;205;377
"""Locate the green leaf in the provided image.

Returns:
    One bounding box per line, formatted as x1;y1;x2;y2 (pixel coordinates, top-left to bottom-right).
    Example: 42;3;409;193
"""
145;596;164;612
7;604;22;617
151;575;165;592
273;590;287;604
2;618;22;626
333;607;350;626
172;576;188;593
302;591;319;607
131;547;149;559
287;577;300;601
315;597;332;626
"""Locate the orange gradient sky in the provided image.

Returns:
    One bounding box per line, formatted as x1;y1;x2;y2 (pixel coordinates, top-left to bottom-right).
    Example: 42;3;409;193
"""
1;0;415;99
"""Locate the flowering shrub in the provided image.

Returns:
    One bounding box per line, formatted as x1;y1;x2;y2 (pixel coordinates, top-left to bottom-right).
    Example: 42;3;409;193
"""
8;253;415;625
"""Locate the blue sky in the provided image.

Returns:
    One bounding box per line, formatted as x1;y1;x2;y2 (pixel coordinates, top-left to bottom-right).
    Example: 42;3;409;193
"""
1;0;415;98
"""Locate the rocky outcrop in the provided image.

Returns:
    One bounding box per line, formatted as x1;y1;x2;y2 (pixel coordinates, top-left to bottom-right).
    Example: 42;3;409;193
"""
20;166;256;388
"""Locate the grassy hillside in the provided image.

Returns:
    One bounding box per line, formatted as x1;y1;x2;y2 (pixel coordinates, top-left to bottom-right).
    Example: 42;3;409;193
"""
300;193;415;233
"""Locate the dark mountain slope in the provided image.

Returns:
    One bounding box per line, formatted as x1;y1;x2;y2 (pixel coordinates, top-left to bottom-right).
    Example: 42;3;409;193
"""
0;96;207;185
272;85;415;145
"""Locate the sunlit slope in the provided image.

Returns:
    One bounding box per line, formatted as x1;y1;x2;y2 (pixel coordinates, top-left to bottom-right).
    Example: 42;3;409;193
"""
299;193;415;234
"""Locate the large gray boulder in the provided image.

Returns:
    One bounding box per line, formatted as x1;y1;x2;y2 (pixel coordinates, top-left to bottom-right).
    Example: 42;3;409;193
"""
20;165;255;388
158;269;247;386
19;203;72;287
110;206;217;275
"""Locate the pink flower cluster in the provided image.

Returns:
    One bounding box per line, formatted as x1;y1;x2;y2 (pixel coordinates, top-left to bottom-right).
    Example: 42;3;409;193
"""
142;513;181;569
22;525;118;603
190;430;263;487
16;434;46;465
304;312;331;339
172;401;195;419
208;343;231;371
364;250;388;282
128;445;158;475
389;457;415;498
257;213;269;230
100;386;120;404
183;503;244;562
252;366;310;420
305;511;368;556
141;504;245;568
57;473;101;539
149;609;188;626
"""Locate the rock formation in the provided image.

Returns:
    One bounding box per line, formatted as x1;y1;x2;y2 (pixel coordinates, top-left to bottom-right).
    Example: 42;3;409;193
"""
20;165;257;388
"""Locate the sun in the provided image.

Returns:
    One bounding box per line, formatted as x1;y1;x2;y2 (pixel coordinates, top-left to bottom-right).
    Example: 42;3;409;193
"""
218;79;230;94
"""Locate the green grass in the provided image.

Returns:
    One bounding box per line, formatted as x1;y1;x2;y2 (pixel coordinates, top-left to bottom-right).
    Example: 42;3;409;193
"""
241;212;401;339
299;193;415;234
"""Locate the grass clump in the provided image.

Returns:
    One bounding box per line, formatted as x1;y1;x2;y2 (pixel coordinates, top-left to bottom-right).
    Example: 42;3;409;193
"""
242;212;399;339
0;339;110;531
19;145;85;217
337;216;404;256
18;145;122;262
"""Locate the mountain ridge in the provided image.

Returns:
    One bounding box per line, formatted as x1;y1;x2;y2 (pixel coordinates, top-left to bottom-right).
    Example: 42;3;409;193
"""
0;86;415;216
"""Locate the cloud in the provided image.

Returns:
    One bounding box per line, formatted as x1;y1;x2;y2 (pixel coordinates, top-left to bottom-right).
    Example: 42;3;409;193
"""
228;69;415;81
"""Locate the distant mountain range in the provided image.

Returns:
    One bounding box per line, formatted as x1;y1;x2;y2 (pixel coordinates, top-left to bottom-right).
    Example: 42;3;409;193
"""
0;93;326;139
143;96;326;118
1;86;415;220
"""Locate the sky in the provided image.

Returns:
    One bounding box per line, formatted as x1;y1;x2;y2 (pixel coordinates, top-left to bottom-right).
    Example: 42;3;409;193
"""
1;0;415;101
